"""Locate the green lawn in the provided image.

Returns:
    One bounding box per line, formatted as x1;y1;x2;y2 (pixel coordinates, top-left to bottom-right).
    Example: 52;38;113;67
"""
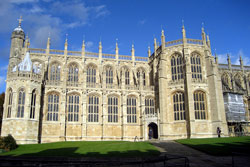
176;136;250;156
0;141;160;158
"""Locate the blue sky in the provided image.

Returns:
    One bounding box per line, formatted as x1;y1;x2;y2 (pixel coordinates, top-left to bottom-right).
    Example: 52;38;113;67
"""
0;0;250;93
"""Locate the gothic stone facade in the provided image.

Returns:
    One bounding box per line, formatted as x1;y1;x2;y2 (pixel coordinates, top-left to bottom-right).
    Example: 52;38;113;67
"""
1;22;249;144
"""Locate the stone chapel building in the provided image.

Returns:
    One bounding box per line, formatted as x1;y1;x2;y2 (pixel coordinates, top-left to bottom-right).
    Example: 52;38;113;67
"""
1;19;249;144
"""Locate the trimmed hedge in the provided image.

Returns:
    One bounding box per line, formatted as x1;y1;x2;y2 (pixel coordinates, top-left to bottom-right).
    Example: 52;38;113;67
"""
0;134;17;151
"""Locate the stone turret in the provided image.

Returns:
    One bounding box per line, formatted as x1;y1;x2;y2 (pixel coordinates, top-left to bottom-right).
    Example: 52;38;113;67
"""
9;16;25;71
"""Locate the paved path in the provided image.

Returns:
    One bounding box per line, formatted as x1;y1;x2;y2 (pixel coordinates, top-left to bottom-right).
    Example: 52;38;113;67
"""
151;140;250;167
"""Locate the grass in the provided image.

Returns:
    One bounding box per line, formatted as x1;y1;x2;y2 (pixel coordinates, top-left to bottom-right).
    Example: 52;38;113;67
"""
176;136;250;156
0;141;160;158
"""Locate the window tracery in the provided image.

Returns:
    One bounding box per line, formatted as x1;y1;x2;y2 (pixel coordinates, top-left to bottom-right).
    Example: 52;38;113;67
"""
47;93;59;121
127;96;137;123
7;89;13;118
67;94;79;122
173;92;185;120
171;53;183;81
190;53;202;80
86;65;96;87
145;98;155;115
50;63;61;82
68;63;79;86
88;95;99;122
108;96;118;123
17;88;25;118
193;91;207;120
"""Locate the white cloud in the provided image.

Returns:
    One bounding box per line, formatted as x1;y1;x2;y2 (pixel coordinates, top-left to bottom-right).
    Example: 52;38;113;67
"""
233;49;250;66
217;53;228;64
216;49;250;66
85;41;94;51
0;0;110;49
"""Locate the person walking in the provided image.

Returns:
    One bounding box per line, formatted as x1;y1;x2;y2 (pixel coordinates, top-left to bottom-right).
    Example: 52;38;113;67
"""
217;127;221;138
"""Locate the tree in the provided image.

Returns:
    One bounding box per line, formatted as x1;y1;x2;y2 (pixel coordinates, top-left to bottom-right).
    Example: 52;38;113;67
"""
0;92;5;136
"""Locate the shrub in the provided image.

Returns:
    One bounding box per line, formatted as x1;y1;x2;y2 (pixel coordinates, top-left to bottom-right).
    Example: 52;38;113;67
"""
0;134;17;151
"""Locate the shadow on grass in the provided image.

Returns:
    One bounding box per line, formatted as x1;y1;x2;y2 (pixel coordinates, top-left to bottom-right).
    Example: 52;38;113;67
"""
8;147;160;158
179;140;250;156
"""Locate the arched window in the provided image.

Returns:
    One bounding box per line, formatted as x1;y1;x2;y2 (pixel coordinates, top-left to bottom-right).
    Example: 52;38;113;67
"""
145;98;155;115
7;89;13;118
106;66;113;86
88;95;99;122
47;93;59;121
143;72;146;86
17;88;25;118
234;73;245;89
137;69;146;86
190;53;202;80
67;94;79;122
125;69;130;85
86;65;96;87
127;96;137;123
171;54;183;81
68;64;78;86
30;90;36;119
193;91;207;120
137;71;140;85
108;96;118;123
50;63;61;82
173;92;185;120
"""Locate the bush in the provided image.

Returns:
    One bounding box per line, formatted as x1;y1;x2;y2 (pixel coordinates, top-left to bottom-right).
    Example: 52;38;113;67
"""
0;134;17;151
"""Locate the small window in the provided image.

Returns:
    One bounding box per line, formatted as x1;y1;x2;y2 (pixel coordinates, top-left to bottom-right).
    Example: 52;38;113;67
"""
145;98;155;115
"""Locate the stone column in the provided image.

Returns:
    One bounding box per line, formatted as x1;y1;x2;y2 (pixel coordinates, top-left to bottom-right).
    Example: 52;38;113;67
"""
183;46;194;138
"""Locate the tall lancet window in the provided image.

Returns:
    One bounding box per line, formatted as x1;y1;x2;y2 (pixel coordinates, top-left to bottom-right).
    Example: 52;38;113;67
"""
125;69;130;85
171;53;183;81
17;88;25;118
68;63;79;86
7;89;13;118
88;95;99;122
127;96;137;123
47;93;59;121
173;92;185;120
50;63;61;82
190;53;202;80
143;71;146;86
67;94;79;122
108;96;118;123
193;91;207;120
86;65;96;87
30;90;36;119
106;66;113;87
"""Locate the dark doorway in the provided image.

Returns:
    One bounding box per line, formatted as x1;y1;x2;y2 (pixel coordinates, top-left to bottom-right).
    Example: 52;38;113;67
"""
148;122;158;139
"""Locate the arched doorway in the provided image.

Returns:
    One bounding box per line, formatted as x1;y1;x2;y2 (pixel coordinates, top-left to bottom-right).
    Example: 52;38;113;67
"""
148;122;158;139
